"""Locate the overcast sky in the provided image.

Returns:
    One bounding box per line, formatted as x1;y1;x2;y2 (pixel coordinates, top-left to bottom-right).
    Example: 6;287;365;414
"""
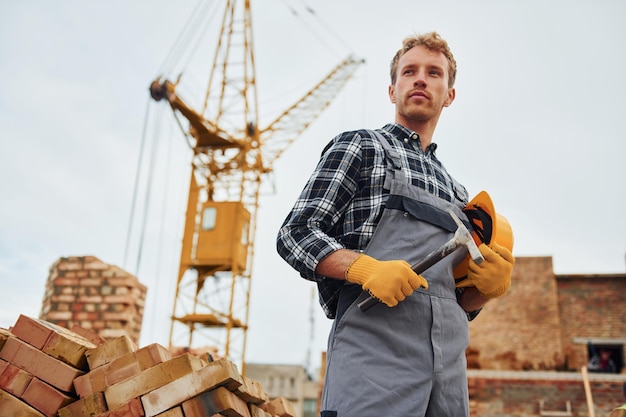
1;1;625;372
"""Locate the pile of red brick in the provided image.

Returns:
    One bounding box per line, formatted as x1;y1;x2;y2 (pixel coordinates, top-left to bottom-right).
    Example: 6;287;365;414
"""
0;315;295;417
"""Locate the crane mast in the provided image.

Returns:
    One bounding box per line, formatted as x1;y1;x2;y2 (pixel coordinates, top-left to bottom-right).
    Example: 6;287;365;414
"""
149;0;363;371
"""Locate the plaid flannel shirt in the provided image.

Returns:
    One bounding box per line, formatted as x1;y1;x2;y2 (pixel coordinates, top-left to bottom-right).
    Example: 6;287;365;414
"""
276;123;469;318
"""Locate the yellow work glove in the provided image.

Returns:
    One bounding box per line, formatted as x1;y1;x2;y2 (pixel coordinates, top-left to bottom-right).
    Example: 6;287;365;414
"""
457;242;515;298
345;254;428;307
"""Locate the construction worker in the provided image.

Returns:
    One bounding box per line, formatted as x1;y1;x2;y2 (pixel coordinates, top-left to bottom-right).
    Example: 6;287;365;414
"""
276;32;514;416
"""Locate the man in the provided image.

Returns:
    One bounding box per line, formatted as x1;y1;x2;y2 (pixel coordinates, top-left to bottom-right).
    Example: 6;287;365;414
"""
276;32;514;417
588;344;618;373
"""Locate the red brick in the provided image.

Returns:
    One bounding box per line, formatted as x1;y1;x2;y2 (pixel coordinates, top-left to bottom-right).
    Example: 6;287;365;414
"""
154;406;185;417
73;366;106;398
0;336;84;393
0;388;46;416
10;316;96;370
105;353;203;410
76;295;104;304
102;312;134;322
0;328;11;351
96;397;145;417
103;352;141;386
82;258;109;271
56;259;83;271
107;276;140;287
22;377;75;417
249;404;270;417
134;344;171;370
52;277;80;286
141;358;243;416
0;359;33;397
154;407;184;417
106;343;171;386
10;315;53;349
103;295;134;304
44;331;95;370
85;335;136;370
45;311;73;321
74;343;170;398
58;391;108;417
98;329;132;340
182;387;251;417
77;277;106;287
260;397;296;417
49;294;77;303
236;376;268;404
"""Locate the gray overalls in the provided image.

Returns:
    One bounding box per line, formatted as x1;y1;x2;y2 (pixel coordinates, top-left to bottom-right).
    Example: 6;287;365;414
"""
321;131;471;417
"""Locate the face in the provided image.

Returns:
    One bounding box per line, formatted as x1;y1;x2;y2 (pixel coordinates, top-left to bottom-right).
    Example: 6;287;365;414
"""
389;45;455;128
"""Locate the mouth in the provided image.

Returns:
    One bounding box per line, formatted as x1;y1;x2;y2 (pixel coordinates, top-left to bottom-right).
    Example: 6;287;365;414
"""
409;90;428;100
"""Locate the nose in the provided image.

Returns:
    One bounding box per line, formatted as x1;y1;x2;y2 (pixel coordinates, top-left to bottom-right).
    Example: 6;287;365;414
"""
413;74;426;88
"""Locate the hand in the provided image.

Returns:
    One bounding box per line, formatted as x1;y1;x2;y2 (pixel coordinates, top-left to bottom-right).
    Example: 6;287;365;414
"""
457;243;515;298
345;254;428;307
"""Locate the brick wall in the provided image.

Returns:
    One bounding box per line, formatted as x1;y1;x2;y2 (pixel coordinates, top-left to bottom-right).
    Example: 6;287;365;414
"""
467;371;626;417
557;274;626;371
39;256;147;345
468;257;566;370
468;256;626;372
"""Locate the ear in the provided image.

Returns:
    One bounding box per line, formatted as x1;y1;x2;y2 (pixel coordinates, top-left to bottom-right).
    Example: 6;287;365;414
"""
388;84;396;104
443;87;456;107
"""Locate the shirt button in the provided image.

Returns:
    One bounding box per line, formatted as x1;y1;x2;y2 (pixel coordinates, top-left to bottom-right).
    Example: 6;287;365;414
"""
404;138;409;143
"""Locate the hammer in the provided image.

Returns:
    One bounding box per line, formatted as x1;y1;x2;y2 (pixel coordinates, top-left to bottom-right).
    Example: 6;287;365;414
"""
357;209;484;312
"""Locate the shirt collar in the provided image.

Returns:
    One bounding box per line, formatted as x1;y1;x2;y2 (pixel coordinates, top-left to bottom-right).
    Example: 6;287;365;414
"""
382;123;438;154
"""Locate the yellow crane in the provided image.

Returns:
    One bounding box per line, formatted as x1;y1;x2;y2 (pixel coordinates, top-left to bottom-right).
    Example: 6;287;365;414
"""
149;0;363;371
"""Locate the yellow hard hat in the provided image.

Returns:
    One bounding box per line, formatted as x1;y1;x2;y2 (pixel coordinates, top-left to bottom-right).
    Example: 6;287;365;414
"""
454;191;514;279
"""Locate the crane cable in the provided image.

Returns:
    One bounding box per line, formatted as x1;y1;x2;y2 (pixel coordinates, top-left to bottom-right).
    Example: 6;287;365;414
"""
147;119;175;342
123;98;151;270
299;1;355;53
279;0;356;58
157;0;220;79
125;1;218;274
134;104;163;277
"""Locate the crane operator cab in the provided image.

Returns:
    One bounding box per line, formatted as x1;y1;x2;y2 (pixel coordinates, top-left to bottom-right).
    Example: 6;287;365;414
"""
192;201;250;273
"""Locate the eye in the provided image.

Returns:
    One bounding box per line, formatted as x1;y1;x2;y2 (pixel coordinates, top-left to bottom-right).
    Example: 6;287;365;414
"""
429;69;441;77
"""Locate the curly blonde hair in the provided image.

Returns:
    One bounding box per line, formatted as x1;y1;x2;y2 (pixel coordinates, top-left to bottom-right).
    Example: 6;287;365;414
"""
389;32;457;87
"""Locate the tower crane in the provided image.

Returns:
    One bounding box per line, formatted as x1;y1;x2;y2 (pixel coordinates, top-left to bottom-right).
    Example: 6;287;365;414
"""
148;0;364;371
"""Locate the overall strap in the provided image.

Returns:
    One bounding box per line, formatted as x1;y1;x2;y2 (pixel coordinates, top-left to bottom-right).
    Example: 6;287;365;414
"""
368;128;471;232
335;129;402;322
369;129;402;171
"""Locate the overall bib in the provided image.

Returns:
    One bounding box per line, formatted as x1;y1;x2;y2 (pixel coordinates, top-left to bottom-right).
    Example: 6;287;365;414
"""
321;131;471;417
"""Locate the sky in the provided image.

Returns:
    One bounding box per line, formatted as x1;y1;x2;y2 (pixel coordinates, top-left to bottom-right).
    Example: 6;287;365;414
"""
1;1;625;373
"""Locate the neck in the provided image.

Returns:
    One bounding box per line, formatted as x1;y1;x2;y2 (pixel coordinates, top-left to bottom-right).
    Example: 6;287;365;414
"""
396;117;439;152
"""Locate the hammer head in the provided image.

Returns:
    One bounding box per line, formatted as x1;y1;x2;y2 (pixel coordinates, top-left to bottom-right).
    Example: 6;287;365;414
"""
448;209;484;265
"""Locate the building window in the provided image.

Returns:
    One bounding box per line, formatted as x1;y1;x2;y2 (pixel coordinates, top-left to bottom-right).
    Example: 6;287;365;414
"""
303;399;317;417
587;343;622;374
202;207;217;230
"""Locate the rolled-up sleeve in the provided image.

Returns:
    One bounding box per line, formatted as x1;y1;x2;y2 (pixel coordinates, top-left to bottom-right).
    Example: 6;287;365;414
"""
276;132;363;281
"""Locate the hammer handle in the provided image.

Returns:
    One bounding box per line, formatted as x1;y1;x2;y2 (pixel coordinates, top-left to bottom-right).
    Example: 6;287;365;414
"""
356;237;462;312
